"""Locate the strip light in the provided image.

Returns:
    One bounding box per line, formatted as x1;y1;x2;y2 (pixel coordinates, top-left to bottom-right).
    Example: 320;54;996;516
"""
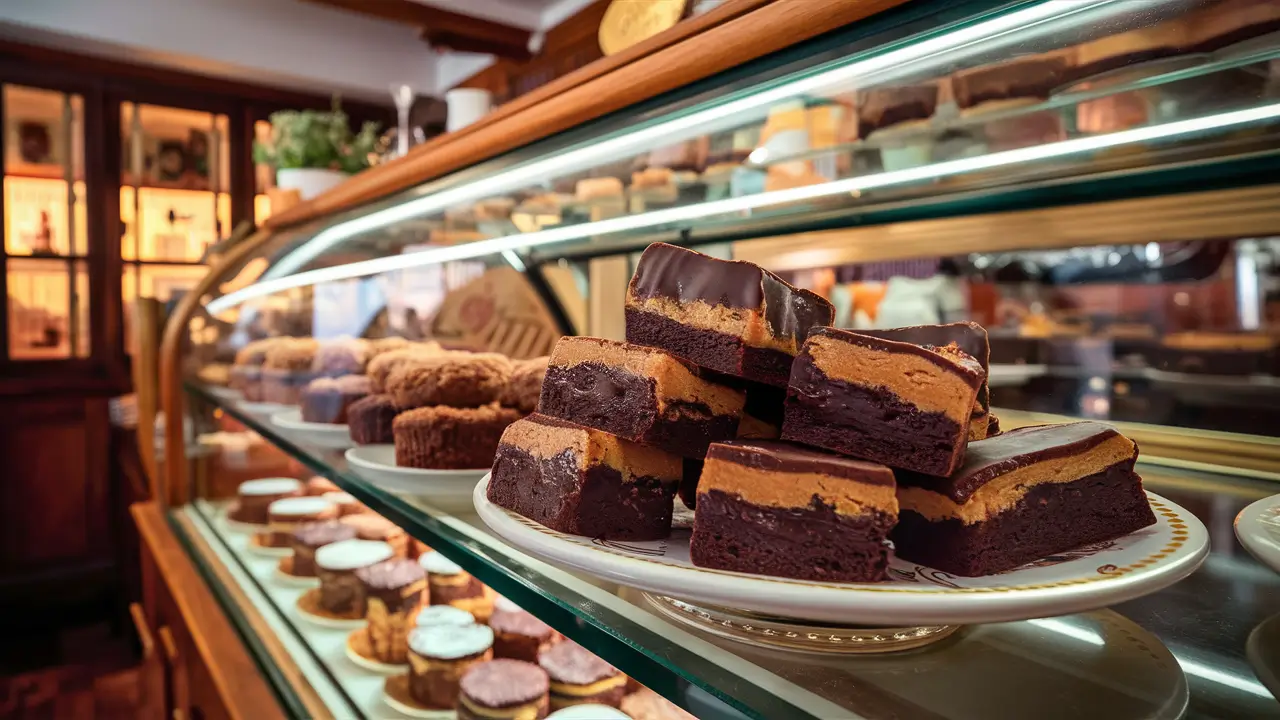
206;102;1280;315
256;0;1115;281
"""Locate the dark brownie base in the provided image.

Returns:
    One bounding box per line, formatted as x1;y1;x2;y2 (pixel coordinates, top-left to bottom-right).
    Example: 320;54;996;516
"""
488;445;676;540
540;362;738;458
625;307;795;388
782;356;966;476
892;465;1157;577
429;575;486;606
690;490;894;582
678;459;703;510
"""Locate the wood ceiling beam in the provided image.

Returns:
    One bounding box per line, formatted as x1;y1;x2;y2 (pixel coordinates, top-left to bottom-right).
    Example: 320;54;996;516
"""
301;0;532;55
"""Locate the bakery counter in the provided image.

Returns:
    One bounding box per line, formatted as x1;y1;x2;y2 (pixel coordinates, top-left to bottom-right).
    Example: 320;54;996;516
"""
179;381;1280;720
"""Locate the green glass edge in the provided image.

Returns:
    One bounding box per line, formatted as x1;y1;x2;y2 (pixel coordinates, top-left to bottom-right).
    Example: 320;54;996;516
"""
185;382;817;720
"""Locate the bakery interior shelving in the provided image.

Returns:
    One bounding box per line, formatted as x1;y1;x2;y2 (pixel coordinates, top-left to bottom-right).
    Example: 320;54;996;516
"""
164;1;1280;718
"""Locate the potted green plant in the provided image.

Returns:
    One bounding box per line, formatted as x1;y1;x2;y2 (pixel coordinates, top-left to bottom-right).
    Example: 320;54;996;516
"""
254;97;380;201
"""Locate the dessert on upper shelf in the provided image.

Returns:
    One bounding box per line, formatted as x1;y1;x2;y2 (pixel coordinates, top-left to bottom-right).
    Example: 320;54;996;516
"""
262;496;337;548
421;551;494;622
393;404;523;470
289;520;356;578
229;337;282;401
356;558;427;665
311;337;369;378
499;356;549;414
488;415;682;540
539;337;745;458
227;477;301;526
892;421;1156;576
386;353;513;409
625;243;834;388
458;659;551;720
312;539;395;618
490;609;557;664
538;640;626;710
261;338;320;405
858;322;991;440
300;375;371;424
688;441;898;582
406;623;495;710
367;344;443;394
347;394;400;445
782;327;983;476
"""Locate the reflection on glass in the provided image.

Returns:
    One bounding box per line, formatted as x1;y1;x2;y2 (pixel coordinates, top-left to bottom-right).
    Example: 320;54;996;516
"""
7;258;88;359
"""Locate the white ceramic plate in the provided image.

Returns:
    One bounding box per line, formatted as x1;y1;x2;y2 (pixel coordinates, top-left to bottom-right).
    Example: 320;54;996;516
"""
344;629;407;675
382;677;455;719
270;408;354;450
273;558;320;588
238;400;292;415
345;445;486;513
245;535;292;558
1235;493;1280;574
474;475;1208;625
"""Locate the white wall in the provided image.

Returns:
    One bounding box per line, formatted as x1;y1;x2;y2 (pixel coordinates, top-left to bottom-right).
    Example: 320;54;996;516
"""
0;0;436;102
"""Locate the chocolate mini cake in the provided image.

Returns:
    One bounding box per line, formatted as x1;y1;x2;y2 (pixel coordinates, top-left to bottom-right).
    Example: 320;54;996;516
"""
300;375;371;424
625;243;834;388
227;477;300;525
538;641;625;710
951;54;1071;110
386;354;513;409
782;328;983;476
322;491;364;517
421;551;493;622
341;514;410;558
490;610;556;663
857;84;939;137
357;558;426;665
415;605;478;629
689;441;897;582
458;659;550;720
488;415;682;540
314;539;395;617
539;337;745;458
859;322;991;441
500;356;549;414
394;404;522;470
347;394;400;445
893;421;1156;576
407;624;495;709
264;496;338;548
290;521;356;577
305;476;340;496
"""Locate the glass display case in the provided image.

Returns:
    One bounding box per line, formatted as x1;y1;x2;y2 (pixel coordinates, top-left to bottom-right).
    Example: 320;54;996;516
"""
155;1;1280;718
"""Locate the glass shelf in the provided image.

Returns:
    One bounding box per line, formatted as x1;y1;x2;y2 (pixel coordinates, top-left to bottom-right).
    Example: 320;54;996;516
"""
181;381;1280;720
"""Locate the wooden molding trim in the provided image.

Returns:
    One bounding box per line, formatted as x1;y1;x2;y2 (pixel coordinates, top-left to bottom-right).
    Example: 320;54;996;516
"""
265;0;907;231
131;501;287;720
159;229;279;507
732;184;1280;270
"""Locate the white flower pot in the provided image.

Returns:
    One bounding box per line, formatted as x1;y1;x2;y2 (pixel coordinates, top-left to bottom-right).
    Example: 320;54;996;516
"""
276;168;349;201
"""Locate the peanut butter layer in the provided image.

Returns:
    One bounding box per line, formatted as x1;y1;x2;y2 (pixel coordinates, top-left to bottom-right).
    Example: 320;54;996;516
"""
459;696;543;720
896;422;1139;525
498;415;682;482
626;295;797;353
550;675;627;697
805;330;982;424
698;442;897;516
549;337;745;416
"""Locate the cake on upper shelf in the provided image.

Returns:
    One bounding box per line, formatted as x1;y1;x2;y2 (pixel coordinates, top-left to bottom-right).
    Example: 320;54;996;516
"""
689;440;898;582
782;327;983;476
488;414;682;540
858;322;991;440
539;336;745;459
624;243;834;388
891;421;1156;576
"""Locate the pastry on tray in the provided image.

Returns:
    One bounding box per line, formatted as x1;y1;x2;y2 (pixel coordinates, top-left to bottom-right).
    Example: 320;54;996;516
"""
407;623;495;709
488;414;682;540
313;539;395;618
289;520;356;577
393;404;522;470
415;604;479;629
538;641;625;710
625;243;834;388
421;551;494;623
458;659;551;720
858;322;992;440
782;327;983;477
300;375;371;424
490;609;557;664
341;513;410;558
227;477;301;525
892;421;1156;576
689;441;898;582
539;336;745;458
357;558;427;665
262;496;338;548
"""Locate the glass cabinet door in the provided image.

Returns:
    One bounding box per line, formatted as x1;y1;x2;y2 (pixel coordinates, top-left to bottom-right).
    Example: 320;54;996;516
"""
2;83;89;360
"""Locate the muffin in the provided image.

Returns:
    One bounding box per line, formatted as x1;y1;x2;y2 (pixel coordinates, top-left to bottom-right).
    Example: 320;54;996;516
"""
499;357;549;414
457;659;550;720
368;346;445;394
393;404;521;470
262;338;320;404
538;641;625;710
311;337;369;377
341;513;411;558
289;520;356;577
386;354;513;409
229;338;280;401
300;375;371;423
347;394;401;445
407;624;495;709
490;610;557;663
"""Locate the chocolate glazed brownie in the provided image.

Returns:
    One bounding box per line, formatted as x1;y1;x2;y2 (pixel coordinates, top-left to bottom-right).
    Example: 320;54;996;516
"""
782;328;983;477
892;421;1156;576
488;415;682;540
538;337;744;459
859;322;992;440
625;243;833;388
689;441;898;582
